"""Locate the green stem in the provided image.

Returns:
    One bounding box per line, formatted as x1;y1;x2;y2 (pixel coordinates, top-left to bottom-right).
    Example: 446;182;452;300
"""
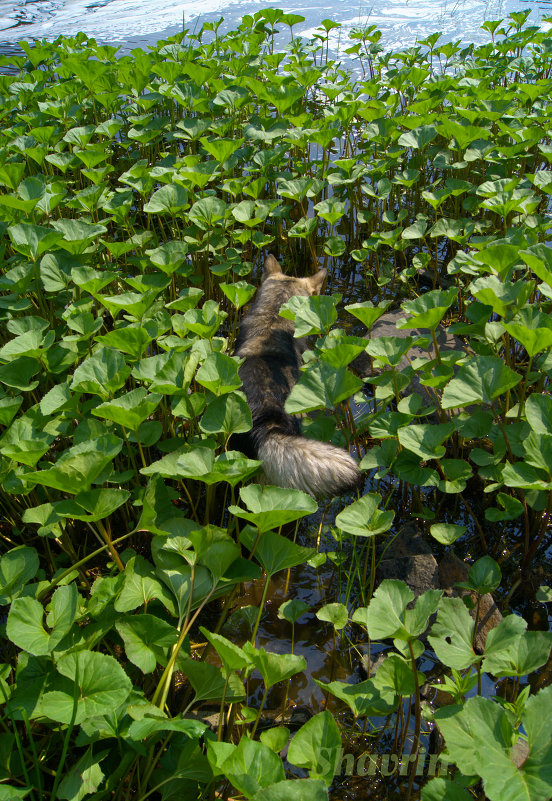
251;573;271;644
37;531;136;601
250;685;270;740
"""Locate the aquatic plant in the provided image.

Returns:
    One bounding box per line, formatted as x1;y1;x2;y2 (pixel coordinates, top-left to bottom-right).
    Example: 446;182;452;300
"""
1;8;552;800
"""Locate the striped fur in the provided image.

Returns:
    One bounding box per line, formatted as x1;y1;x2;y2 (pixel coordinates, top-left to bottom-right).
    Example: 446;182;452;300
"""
233;255;361;498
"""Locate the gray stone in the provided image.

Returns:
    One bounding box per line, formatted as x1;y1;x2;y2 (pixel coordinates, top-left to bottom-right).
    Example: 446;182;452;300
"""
438;551;502;652
351;309;469;406
377;522;440;599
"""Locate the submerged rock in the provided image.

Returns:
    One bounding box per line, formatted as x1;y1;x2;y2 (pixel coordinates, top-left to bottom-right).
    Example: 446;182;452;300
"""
376;524;502;652
351;309;469;405
377;522;439;598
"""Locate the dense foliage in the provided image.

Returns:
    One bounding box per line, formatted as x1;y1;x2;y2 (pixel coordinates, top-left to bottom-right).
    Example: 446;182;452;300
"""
1;8;552;800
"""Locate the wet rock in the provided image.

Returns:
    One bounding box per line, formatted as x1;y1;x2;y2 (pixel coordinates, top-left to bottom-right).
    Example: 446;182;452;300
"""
377;522;439;599
438;551;502;652
374;525;502;651
360;649;387;678
351;309;469;405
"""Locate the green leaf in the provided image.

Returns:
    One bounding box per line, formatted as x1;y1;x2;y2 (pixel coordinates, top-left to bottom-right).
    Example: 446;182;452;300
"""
70;348;131;398
0;357;41;391
181;659;245;704
398;124;437;150
240;527;315;575
55;488;130;523
115;615;177;673
345;300;391;329
27;435;123;494
72;266;116;294
242;642;306;689
6;596;50;656
459;556;501;595
196;352;242;396
278;599;309;625
398;422;454;460
373;654;417;696
188;196;227;229
520;243;552;288
182;300;227;337
146;240;189;274
526;394;552;435
316;603;348;630
144;183;188;214
0;787;33;801
314;677;396;717
473;244;523;281
442;356;521;409
199;627;250;674
229;484;317;534
92;388;162;431
0;394;23;426
421;777;473;801
96;290;160;321
362;580;413;641
0;546;39;605
58;747;107;801
285;363;362;414
316;333;367;368
287;711;341;786
39;650;132;724
470;275;532;317
200;391;252;435
485;492;524;522
220;738;285;798
280;294;339;337
186;525;240;580
95;326;153;360
260;728;290;754
482;615;552;677
51;218;107;255
173;447;260;487
502;461;552;490
436;688;552;801
430;524;466;545
400;288;458;330
365;335;427;367
128;716;206;741
428;597;477;670
114;555;177;615
503;306;552;357
336;493;394;537
8;222;63;260
437;119;492;150
220;280;256;309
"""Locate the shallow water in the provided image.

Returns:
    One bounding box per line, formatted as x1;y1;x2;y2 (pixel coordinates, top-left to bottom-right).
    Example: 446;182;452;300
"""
0;0;551;60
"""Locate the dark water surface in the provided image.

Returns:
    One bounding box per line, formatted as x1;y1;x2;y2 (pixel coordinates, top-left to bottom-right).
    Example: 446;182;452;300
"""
1;0;551;61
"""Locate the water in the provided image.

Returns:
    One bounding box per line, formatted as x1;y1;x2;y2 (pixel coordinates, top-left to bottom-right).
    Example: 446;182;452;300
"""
0;0;551;61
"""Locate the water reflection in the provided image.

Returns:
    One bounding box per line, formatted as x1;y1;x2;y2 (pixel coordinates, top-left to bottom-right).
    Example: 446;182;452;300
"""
0;0;549;61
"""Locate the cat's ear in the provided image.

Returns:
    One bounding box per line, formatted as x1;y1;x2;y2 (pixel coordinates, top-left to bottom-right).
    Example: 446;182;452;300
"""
306;268;327;295
263;255;283;279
